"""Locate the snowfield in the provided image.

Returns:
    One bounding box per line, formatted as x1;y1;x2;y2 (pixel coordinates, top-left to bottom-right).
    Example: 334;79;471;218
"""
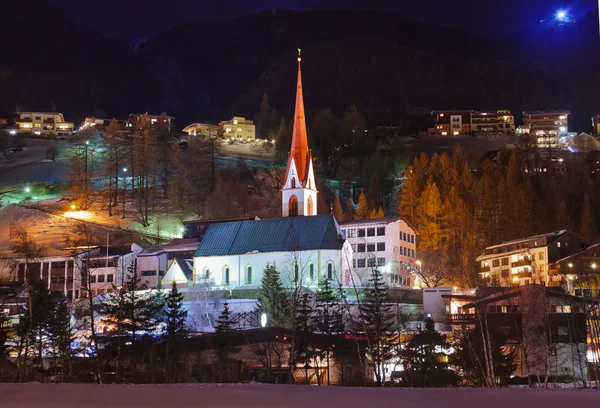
1;383;599;408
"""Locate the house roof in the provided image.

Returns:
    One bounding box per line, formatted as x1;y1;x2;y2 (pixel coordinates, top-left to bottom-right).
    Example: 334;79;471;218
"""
195;214;345;257
173;258;194;280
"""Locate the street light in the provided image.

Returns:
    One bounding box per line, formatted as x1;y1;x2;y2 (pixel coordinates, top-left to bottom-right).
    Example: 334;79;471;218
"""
71;204;76;210
122;167;128;173
85;140;89;145
25;187;31;193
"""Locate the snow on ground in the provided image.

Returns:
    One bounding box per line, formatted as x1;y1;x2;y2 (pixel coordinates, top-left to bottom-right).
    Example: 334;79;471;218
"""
1;383;599;408
218;141;276;162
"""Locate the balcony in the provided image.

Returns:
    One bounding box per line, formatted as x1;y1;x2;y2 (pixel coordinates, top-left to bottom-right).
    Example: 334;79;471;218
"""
511;259;532;268
480;265;491;273
447;314;476;324
518;271;532;279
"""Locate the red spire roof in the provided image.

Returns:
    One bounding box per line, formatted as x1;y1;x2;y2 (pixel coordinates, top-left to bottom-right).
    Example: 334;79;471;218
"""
287;49;310;183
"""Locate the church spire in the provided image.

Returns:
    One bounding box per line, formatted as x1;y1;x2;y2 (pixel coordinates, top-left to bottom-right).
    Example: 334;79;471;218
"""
289;48;310;182
281;49;318;217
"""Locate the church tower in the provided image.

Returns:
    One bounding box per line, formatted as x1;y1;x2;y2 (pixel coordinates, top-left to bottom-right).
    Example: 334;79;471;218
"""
282;49;317;217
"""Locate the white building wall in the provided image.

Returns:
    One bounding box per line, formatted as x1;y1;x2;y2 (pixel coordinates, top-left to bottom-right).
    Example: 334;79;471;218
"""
137;252;168;288
340;218;416;287
193;245;353;289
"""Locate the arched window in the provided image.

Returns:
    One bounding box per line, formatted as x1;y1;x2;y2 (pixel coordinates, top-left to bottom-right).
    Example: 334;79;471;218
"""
292;178;296;188
289;195;299;217
294;264;299;282
223;266;230;285
327;263;334;280
246;266;252;285
309;263;314;281
202;267;210;279
307;196;314;216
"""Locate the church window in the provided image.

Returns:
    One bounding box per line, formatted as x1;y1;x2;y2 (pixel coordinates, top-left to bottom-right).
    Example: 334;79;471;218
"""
309;263;314;280
294;264;299;282
292;178;296;188
246;266;252;285
327;263;334;280
307;196;314;216
223;266;230;285
289;195;299;216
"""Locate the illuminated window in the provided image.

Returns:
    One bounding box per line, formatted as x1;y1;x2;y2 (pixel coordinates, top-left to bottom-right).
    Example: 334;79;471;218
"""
441;132;448;136
233;119;238;125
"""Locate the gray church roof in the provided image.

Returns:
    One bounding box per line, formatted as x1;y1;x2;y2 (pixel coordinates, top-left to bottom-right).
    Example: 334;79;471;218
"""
195;214;345;257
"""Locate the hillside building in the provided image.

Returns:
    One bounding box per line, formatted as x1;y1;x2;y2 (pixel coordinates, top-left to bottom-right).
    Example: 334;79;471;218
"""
127;112;174;132
182;122;219;137
517;110;570;148
339;217;417;287
476;231;588;288
429;110;515;135
219;117;255;141
15;111;74;137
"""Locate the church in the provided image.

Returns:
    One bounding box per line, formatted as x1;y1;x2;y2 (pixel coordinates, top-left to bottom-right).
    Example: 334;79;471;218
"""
186;51;355;290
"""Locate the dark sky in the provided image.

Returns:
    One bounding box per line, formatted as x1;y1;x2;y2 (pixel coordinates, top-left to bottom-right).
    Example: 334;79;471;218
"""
48;0;598;42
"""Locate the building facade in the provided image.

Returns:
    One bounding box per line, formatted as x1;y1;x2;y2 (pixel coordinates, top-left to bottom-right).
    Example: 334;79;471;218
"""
476;231;587;288
127;112;174;132
15;112;74;137
182;122;219;137
517;110;570;148
339;217;417;287
429;110;515;135
219;117;256;141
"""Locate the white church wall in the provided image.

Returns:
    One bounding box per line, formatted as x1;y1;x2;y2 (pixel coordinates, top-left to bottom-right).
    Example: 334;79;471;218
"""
193;247;352;290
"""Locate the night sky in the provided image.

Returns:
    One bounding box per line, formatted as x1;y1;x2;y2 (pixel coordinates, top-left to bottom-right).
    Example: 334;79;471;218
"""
48;0;598;42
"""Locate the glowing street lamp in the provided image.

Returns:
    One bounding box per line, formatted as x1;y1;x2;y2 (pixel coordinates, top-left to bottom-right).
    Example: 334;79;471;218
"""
122;167;128;173
71;204;76;210
25;187;31;193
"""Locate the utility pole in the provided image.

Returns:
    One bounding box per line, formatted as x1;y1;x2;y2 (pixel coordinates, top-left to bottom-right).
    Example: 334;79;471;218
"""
84;140;89;209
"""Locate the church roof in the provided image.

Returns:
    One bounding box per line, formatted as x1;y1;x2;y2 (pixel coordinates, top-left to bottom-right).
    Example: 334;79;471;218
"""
285;51;310;184
194;214;345;257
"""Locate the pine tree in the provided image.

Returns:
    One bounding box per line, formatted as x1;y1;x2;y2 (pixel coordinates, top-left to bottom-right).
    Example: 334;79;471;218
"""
293;293;316;383
357;268;397;386
332;194;344;221
47;294;73;382
214;301;240;382
316;278;343;385
345;197;355;220
376;207;385;219
367;208;377;219
402;318;455;387
355;191;370;220
580;193;598;243
256;265;293;328
164;281;188;381
397;165;420;225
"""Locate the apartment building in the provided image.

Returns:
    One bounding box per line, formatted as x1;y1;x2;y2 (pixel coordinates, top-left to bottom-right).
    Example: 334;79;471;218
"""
219;117;256;141
430;285;588;379
182;122;219;137
127;112;174;132
517;110;570;148
476;231;587;288
339;217;417;287
429;110;515;136
81;244;143;297
15;111;74;137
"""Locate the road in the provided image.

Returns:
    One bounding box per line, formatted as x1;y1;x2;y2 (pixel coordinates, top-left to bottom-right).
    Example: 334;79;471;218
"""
0;383;598;408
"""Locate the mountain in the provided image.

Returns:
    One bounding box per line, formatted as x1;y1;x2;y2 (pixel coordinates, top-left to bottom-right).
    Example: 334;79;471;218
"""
0;0;161;122
2;4;600;132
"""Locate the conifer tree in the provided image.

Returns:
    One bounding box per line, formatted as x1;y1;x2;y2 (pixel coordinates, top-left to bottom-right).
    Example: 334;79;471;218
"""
48;294;73;382
332;194;344;221
355;191;370;220
214;301;240;382
368;208;377;219
557;201;570;230
418;178;446;250
580;193;598;243
357;267;397;386
293;293;316;383
256;265;293;328
345;197;355;221
164;281;188;382
376;207;385;219
316;278;343;385
402;318;454;387
397;165;420;225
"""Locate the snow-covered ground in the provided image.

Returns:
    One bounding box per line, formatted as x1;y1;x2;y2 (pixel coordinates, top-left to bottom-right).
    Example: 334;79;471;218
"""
1;383;599;407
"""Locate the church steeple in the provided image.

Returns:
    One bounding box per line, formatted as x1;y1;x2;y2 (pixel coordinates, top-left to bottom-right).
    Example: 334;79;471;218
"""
289;48;310;182
282;49;318;217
